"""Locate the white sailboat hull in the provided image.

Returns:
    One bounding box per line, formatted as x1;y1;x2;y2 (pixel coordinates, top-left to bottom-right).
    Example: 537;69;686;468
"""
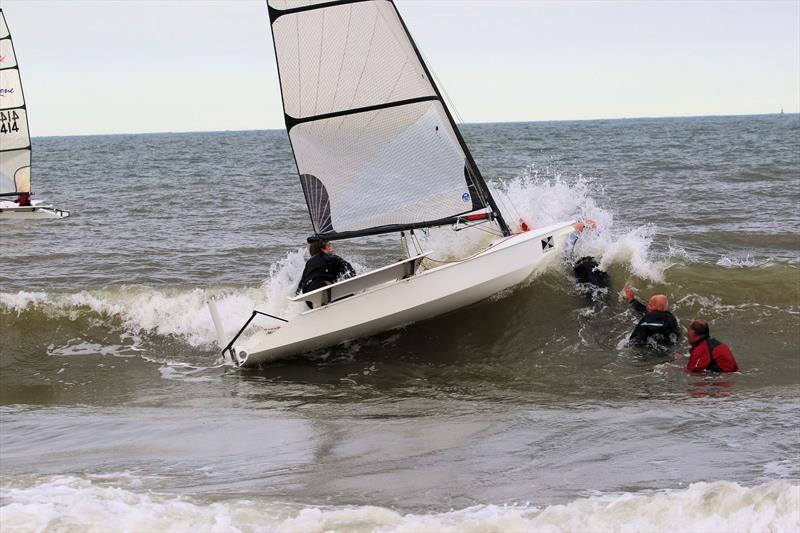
234;221;574;366
0;200;70;219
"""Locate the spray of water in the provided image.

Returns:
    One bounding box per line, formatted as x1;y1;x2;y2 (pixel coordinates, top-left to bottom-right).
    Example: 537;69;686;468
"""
1;168;665;349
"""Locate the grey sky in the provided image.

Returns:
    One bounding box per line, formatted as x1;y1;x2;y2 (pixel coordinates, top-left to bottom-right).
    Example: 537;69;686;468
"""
3;0;799;136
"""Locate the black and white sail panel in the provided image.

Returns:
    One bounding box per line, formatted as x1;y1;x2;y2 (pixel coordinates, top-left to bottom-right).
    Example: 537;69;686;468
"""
268;0;489;238
0;10;32;196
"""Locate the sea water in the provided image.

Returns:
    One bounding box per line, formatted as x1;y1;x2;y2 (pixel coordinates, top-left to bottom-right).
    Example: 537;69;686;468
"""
1;114;798;532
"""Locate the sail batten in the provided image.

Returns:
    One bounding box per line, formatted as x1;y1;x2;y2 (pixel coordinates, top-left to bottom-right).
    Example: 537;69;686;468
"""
285;95;438;130
267;0;508;239
0;9;32;197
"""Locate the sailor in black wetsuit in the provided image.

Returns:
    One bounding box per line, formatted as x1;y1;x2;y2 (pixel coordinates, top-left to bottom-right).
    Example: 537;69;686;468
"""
623;286;680;348
297;240;355;307
564;219;610;302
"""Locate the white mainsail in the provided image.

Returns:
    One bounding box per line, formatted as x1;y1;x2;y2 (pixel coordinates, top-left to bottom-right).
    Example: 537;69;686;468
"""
0;9;32;198
267;0;509;239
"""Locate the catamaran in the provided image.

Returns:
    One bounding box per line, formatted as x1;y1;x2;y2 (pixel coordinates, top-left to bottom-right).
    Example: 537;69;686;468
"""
210;0;575;366
0;9;69;219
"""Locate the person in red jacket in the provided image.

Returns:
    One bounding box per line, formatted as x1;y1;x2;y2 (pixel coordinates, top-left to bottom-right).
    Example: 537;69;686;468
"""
685;319;739;373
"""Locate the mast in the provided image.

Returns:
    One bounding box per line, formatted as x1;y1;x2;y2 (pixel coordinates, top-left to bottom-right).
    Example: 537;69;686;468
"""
387;1;511;237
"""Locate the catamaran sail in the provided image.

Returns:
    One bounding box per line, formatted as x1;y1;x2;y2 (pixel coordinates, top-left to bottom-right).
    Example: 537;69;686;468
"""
0;8;68;219
213;1;576;366
268;0;509;240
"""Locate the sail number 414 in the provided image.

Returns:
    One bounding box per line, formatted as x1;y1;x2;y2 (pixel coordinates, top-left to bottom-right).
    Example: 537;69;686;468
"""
0;110;21;134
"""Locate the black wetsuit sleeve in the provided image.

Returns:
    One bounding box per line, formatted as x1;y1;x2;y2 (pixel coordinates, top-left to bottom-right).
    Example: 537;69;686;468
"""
630;298;647;315
331;255;355;279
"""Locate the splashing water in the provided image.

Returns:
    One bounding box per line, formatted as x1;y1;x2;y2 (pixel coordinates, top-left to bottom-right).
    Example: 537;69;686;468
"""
0;169;666;350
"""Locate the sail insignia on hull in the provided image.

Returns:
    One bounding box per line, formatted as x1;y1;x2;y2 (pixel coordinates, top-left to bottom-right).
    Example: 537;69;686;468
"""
266;0;510;240
0;9;33;198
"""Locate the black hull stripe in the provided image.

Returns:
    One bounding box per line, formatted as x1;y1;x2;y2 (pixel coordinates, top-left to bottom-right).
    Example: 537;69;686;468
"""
285;95;438;131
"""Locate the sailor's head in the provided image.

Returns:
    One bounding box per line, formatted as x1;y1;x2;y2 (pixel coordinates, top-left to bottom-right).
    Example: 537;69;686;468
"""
309;240;332;255
687;319;710;344
647;294;669;312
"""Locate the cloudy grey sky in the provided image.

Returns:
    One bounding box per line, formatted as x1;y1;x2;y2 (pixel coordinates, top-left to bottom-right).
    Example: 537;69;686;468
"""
3;0;799;136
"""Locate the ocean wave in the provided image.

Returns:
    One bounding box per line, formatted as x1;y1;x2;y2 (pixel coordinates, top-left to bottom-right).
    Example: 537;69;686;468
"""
1;261;797;356
1;476;797;533
0;249;311;350
716;254;777;268
2;172;795;354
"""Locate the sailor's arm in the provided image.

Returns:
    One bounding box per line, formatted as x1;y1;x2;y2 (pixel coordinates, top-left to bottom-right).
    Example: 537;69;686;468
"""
623;285;647;314
331;254;356;279
563;220;596;262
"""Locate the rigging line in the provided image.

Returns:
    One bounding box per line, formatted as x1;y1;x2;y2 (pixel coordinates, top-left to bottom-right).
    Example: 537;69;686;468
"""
497;188;522;227
492;189;515;226
313;8;326;115
456;216;503;237
473;224;503;237
412;47;486;205
419;48;465;126
325;3;353;134
501;188;523;226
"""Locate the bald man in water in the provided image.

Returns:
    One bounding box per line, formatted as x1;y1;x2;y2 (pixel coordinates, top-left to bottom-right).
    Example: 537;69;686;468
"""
623;285;681;348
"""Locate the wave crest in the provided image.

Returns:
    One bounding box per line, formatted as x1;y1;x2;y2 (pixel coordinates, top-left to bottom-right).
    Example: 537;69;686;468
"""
1;476;797;533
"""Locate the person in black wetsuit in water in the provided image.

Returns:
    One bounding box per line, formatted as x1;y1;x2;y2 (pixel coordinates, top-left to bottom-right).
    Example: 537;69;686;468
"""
297;240;355;308
564;219;610;302
623;286;680;348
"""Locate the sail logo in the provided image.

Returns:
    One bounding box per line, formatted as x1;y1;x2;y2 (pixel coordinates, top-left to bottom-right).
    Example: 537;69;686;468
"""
541;236;554;251
461;192;471;203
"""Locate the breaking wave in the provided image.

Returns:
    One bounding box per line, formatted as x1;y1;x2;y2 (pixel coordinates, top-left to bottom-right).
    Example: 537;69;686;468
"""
3;173;793;354
1;475;797;533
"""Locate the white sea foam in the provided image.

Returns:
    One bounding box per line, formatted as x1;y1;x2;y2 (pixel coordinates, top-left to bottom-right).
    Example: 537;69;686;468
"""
0;476;797;533
716;254;775;268
501;169;666;281
0;249;312;350
0;173;666;350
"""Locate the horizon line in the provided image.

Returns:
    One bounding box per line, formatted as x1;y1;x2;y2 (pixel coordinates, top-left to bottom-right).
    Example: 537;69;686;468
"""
31;110;797;139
